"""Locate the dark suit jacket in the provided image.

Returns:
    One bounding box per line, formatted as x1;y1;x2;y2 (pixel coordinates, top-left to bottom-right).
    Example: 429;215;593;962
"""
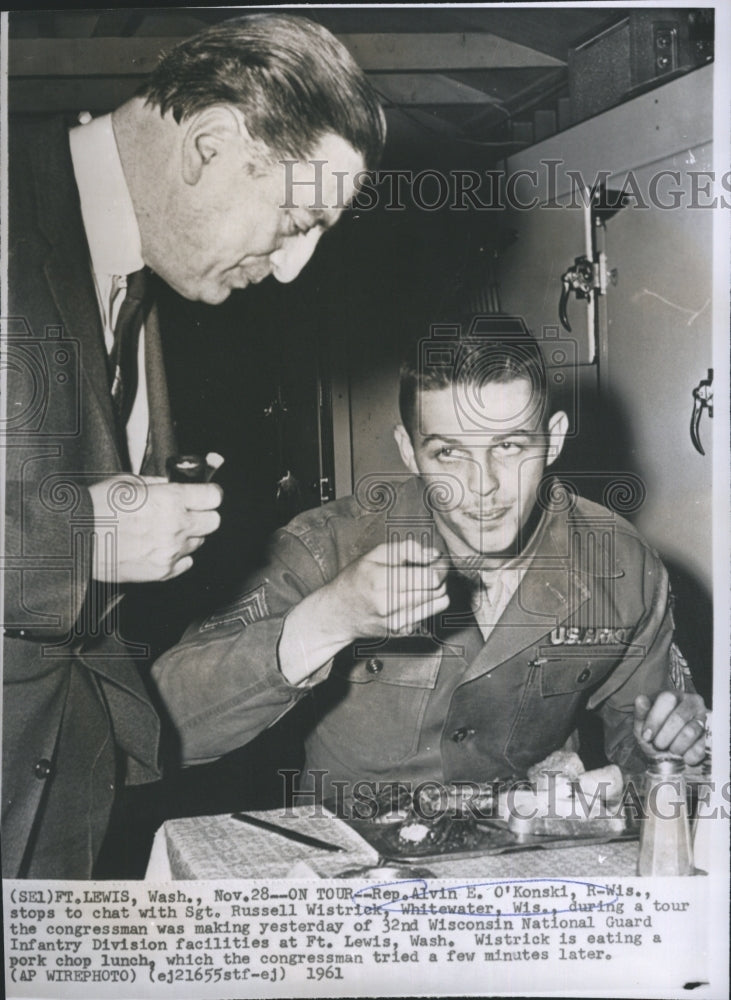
2;116;177;877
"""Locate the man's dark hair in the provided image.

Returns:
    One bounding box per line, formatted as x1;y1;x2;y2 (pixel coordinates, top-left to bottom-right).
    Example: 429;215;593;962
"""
141;14;386;169
399;315;551;439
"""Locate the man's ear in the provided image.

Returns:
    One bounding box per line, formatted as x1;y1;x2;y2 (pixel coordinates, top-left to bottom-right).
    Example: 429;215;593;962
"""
394;424;419;474
545;410;569;467
181;105;248;186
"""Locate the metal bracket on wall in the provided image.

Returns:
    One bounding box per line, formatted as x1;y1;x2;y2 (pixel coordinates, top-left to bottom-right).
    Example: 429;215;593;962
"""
690;369;713;456
558;250;616;334
559;254;594;333
558;185;630;360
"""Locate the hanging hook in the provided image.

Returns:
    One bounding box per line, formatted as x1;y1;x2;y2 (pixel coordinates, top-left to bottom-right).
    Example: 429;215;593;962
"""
559;255;594;332
690;369;713;455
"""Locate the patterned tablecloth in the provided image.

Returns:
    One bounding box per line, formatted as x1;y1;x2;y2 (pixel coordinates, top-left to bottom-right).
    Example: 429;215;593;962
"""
145;810;641;881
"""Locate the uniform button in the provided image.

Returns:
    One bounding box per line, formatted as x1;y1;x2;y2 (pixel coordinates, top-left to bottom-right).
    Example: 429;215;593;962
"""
34;758;53;780
451;727;475;743
577;668;591;683
365;657;383;675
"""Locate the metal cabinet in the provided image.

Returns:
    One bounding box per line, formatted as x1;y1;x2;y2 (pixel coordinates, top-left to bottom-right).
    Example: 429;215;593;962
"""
497;65;714;695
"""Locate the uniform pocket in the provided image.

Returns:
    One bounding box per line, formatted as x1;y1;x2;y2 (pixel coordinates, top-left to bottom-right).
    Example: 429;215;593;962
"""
504;653;621;775
314;649;441;768
540;654;621;696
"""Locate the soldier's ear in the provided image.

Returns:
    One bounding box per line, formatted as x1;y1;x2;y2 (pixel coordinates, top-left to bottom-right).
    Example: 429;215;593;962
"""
545;410;569;466
394;424;419;474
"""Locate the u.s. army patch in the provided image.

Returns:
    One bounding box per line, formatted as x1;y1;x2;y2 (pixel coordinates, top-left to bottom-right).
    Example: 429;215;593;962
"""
199;584;269;631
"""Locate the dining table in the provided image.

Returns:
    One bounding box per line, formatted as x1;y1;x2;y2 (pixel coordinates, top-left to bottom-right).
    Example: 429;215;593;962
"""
145;808;645;881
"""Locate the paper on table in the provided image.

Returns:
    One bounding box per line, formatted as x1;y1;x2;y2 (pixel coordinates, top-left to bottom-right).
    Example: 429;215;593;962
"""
164;806;379;879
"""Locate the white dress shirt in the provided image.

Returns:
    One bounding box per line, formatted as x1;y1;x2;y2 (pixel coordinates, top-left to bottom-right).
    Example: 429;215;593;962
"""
69;112;150;473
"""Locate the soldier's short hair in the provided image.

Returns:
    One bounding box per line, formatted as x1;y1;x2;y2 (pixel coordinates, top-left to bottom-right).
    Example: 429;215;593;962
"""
399;315;551;438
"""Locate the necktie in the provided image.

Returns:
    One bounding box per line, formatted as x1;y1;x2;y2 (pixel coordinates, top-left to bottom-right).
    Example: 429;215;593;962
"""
109;268;148;463
460;568;504;640
479;570;504;610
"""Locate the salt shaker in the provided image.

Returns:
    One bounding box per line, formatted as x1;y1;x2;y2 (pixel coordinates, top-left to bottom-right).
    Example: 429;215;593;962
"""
691;712;713;874
637;756;693;876
691;781;713;875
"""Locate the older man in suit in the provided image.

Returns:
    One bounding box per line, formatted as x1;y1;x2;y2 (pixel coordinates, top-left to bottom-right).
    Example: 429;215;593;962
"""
2;13;385;877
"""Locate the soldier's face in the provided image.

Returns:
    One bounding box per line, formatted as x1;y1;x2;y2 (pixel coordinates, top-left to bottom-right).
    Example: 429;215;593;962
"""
395;380;568;558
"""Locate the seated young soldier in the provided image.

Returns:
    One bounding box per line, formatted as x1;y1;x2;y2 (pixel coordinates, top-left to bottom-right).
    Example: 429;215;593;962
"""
153;316;707;804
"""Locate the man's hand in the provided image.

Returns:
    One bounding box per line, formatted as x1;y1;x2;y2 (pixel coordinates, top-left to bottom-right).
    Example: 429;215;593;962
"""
89;475;223;583
278;539;450;686
325;539;450;639
633;691;707;766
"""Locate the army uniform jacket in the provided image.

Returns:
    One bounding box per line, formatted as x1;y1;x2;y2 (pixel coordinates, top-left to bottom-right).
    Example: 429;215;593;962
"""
153;477;681;795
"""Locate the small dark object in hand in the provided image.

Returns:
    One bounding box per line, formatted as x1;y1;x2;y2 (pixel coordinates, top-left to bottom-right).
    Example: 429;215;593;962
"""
167;454;207;483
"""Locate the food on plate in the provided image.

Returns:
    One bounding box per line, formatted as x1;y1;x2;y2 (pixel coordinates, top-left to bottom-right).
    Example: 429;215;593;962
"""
361;757;628;855
497;753;626;835
575;764;624;802
527;749;585;784
388;813;484;855
397;822;431;844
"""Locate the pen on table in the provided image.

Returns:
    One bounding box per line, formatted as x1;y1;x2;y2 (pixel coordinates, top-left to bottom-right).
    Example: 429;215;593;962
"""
231;813;346;853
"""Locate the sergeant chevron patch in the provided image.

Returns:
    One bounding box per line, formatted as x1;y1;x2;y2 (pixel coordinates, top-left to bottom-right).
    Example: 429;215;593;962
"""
668;641;693;691
199;584;269;631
